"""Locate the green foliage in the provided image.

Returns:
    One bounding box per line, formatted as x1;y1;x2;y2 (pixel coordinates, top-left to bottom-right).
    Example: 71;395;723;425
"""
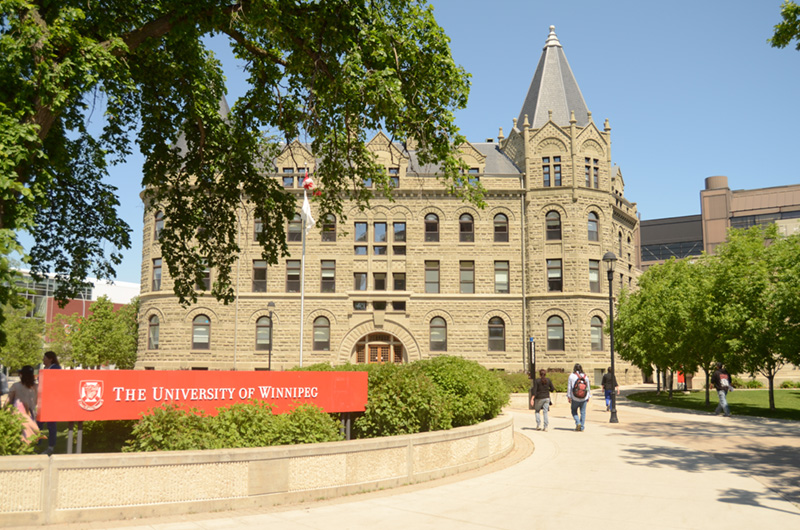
0;406;39;455
82;420;137;453
0;302;43;370
353;363;452;438
124;401;342;452
46;296;139;368
415;356;509;427
770;1;800;51
547;372;570;393
123;404;212;452
780;380;800;389
494;371;531;393
0;0;475;322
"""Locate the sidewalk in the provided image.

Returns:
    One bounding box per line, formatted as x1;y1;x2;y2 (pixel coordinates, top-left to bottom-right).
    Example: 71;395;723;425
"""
17;386;800;529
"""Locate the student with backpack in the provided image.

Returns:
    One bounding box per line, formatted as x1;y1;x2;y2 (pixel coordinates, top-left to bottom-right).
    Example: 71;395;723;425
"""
567;363;591;431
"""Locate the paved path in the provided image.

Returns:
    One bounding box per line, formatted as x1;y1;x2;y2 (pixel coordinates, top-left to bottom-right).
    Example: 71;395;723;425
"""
25;387;800;529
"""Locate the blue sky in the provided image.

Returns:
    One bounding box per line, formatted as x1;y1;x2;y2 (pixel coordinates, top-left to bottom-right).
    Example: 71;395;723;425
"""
26;0;800;285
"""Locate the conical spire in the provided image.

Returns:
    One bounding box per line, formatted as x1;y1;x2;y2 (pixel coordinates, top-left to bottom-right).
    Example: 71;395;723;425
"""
517;26;590;129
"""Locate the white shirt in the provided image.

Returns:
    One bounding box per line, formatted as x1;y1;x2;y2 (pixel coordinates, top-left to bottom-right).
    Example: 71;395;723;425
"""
567;372;591;402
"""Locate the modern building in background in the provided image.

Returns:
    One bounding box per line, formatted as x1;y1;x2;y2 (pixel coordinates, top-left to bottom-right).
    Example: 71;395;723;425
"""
15;270;139;324
640;176;800;270
136;27;642;384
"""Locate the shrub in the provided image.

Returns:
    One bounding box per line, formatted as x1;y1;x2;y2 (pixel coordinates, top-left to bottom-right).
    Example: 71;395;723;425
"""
270;403;343;445
0;407;40;455
123;404;213;452
209;400;281;448
547;371;570;393
780;380;800;389
416;356;509;427
82;420;136;453
353;363;452;438
494;371;531;393
731;376;764;389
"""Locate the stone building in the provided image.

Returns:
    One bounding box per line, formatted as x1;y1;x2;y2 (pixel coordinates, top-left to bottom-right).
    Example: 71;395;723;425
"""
136;26;642;384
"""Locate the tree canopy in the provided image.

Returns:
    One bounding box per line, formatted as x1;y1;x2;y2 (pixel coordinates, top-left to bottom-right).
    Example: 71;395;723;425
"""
771;1;800;51
1;0;473;320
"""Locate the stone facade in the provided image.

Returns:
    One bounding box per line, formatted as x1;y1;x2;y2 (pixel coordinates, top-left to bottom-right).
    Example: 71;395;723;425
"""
136;27;642;383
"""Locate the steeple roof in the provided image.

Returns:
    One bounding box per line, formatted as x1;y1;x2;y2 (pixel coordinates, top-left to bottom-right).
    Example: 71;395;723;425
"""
517;26;590;129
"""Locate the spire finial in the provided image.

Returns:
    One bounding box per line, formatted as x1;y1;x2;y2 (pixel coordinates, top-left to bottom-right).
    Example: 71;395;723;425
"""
498;127;505;141
544;25;562;49
548;110;553;121
604;118;610;132
523;113;530;128
512;117;518;129
587;110;593;122
570;110;576;125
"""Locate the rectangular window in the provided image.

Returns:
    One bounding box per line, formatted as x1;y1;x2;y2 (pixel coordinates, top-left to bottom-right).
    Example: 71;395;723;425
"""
254;218;264;241
585;158;591;187
286;260;301;292
389;167;400;188
373;301;387;310
287;215;302;242
354;272;367;291
460;261;474;294
373;222;388;254
543;164;550;187
392;301;406;311
554;156;561;186
253;260;268;292
152;258;162;291
321;260;335;293
321;215;336;242
393;272;406;291
495;261;509;293
363;177;373;188
547;259;562;292
374;273;386;291
425;261;440;293
393;222;406;242
283;176;294;188
353;301;367;311
354;246;368;255
198;265;211;291
593;159;599;188
355;221;367;243
589;260;600;293
374;245;387;255
393;245;406;255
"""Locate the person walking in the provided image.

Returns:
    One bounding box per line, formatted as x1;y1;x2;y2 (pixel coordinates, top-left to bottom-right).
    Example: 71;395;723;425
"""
7;365;40;442
41;351;61;455
530;369;555;431
601;366;619;412
567;363;591;431
710;362;733;417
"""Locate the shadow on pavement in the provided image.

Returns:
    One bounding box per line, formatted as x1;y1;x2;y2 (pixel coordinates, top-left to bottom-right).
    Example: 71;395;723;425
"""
718;488;800;517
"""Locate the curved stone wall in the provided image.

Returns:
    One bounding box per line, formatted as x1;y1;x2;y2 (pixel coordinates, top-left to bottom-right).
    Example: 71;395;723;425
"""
0;414;513;526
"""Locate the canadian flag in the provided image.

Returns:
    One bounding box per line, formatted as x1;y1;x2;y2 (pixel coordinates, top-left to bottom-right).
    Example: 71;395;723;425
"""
301;168;316;235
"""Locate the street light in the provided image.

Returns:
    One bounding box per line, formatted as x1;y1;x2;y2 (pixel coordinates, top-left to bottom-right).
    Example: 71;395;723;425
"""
267;301;276;371
602;251;619;424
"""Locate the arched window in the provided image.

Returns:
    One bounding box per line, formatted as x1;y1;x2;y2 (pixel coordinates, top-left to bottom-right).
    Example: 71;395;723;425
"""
430;317;447;351
547;316;564;350
546;211;561;241
148;315;159;350
494;214;509;242
321;214;336;242
588;212;599;242
192;315;211;350
154;211;164;241
459;214;474;242
618;231;623;255
425;213;439;242
591;316;603;351
488;317;505;351
256;316;272;351
288;214;302;242
313;316;330;351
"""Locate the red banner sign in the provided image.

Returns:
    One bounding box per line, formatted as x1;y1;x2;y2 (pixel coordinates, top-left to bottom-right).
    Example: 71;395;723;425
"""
37;370;368;421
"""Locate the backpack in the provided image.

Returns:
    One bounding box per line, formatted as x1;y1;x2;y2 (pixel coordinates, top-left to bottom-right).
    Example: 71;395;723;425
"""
572;373;588;399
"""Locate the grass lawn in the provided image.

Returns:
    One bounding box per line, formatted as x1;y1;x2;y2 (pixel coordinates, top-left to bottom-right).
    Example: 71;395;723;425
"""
626;389;800;421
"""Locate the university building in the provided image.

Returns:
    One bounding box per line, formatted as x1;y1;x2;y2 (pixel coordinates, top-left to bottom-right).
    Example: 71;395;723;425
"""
136;27;643;384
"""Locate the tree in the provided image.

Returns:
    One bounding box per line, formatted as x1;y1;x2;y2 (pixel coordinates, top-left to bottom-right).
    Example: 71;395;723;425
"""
770;1;800;50
0;302;43;370
1;0;474;317
59;296;139;369
714;225;800;409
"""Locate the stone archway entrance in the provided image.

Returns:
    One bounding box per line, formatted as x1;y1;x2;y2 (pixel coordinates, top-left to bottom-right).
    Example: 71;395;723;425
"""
352;332;406;364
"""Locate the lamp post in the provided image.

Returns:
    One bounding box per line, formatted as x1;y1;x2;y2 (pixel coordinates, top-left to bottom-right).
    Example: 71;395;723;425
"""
267;301;276;371
602;251;619;423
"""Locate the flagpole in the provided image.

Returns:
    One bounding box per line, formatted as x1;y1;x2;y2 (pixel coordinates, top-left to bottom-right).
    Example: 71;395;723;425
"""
299;188;307;368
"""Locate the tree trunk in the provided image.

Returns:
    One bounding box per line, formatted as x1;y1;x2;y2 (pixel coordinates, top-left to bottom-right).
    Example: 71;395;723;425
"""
704;368;710;406
668;370;674;399
656;368;661;395
768;374;775;410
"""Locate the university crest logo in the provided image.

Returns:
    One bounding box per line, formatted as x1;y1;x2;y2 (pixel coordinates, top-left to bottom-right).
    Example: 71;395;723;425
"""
78;380;104;411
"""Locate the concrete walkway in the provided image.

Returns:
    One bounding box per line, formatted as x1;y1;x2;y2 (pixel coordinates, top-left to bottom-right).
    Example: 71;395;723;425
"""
23;386;800;529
